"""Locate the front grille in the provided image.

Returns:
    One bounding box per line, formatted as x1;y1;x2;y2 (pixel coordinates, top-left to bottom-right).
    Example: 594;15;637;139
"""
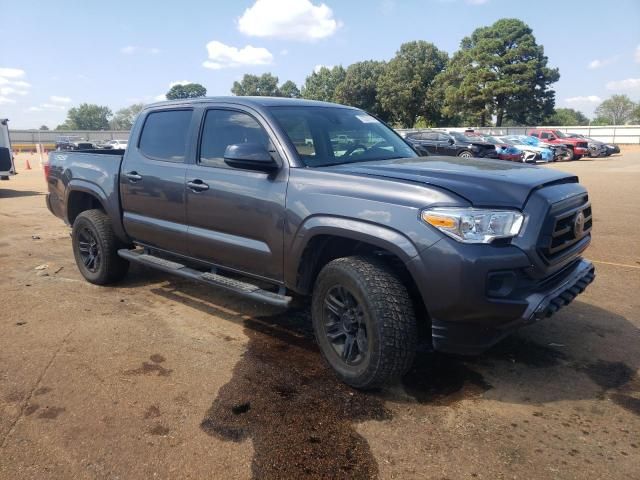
538;194;592;263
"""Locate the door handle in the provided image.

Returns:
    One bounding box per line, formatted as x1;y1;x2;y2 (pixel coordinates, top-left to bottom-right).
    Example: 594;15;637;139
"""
187;179;209;192
125;171;142;182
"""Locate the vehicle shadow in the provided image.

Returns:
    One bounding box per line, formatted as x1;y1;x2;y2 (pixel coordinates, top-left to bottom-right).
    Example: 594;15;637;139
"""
0;189;43;199
141;275;639;478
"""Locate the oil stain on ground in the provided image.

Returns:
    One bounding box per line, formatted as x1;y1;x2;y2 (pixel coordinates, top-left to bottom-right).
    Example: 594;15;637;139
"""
201;308;390;479
200;308;494;479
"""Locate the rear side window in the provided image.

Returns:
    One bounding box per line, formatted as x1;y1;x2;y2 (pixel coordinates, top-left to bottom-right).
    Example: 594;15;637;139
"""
139;110;192;162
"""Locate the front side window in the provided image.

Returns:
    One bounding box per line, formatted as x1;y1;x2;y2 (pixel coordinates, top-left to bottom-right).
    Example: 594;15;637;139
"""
269;106;416;167
199;109;270;168
138;110;192;162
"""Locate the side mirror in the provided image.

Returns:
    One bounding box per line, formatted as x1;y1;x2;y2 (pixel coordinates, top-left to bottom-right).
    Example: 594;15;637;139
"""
448;138;455;145
224;143;278;172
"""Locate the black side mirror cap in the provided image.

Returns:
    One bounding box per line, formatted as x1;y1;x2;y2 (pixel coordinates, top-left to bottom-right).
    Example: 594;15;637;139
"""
223;143;278;172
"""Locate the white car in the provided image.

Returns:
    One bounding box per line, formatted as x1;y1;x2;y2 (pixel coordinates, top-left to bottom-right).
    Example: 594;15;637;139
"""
1;118;16;180
106;139;128;150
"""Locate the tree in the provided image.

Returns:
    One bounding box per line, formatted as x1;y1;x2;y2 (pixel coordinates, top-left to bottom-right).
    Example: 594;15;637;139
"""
278;80;301;98
57;104;112;130
39;125;49;130
633;103;640;123
110;103;144;130
231;73;280;96
594;95;636;124
546;108;589;126
377;41;448;127
166;83;207;100
302;66;346;103
434;19;559;127
334;60;389;120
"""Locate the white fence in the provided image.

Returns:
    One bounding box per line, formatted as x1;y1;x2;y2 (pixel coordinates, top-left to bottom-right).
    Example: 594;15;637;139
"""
10;125;640;145
398;125;640;144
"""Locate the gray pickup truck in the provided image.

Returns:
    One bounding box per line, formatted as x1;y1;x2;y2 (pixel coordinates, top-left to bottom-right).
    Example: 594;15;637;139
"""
46;97;595;388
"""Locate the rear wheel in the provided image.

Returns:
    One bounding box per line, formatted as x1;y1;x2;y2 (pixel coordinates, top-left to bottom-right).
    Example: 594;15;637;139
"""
457;150;473;158
72;209;129;285
311;256;417;389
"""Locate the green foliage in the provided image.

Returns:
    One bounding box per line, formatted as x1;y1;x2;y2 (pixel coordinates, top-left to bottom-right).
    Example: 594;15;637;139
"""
377;41;448;128
302;66;346;103
434;18;559;127
278;80;301;98
590;117;611;126
334;60;388;120
633;104;640;123
546;108;589;126
594;95;636;125
110;103;145;130
231;73;280;96
166;83;207;100
57;103;112;130
39;125;49;130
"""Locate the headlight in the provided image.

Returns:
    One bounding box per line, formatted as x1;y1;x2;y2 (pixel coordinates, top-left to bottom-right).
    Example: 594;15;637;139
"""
421;208;524;244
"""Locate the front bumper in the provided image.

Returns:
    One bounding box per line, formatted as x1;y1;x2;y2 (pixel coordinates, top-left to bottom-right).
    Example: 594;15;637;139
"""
428;258;595;355
574;146;589;156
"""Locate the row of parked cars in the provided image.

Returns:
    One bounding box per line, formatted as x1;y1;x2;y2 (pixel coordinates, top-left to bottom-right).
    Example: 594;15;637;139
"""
55;136;128;151
402;128;620;163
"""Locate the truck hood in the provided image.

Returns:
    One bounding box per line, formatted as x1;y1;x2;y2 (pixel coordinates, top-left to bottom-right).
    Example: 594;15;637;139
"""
325;156;577;208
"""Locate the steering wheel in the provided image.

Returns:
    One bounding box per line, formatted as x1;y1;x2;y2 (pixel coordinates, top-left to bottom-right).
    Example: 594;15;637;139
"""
343;144;368;156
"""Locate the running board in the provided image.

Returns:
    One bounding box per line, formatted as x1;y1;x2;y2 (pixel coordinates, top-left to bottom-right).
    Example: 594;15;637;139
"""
117;249;291;308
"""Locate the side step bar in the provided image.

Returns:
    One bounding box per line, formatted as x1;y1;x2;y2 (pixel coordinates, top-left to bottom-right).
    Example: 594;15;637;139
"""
117;249;292;308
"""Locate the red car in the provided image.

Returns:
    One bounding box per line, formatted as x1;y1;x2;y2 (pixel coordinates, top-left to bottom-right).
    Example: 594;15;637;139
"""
528;129;589;160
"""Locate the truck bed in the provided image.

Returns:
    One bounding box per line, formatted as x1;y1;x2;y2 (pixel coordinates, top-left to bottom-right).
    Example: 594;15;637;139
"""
46;149;125;226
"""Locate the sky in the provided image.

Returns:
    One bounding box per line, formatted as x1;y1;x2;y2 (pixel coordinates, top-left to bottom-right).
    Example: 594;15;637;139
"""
1;0;639;129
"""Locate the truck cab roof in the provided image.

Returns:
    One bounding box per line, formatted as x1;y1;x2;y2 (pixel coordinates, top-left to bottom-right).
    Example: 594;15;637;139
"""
146;96;358;111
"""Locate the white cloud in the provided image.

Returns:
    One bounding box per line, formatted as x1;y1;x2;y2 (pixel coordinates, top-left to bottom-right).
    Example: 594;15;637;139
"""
0;68;25;78
121;46;161;55
40;103;67;110
588;55;619;70
635;45;640;63
202;41;273;70
154;94;167;101
50;95;71;104
27;106;43;112
606;78;640;93
313;64;335;73
237;0;340;41
565;95;602;105
466;0;489;4
0;87;28;96
0;67;31;101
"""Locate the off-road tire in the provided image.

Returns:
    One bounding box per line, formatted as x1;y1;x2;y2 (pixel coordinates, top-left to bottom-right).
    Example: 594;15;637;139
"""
312;256;417;389
72;209;129;285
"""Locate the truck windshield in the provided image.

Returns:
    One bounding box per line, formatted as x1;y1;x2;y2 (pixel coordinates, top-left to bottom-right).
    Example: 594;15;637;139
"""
268;106;417;167
553;130;568;138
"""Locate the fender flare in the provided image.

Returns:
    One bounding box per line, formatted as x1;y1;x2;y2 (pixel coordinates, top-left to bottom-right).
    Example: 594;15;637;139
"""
65;180;129;242
284;215;420;289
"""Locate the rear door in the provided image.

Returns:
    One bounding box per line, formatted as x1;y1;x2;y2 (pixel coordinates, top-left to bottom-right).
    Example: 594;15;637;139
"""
185;106;288;281
120;108;196;254
438;133;457;155
420;132;439;153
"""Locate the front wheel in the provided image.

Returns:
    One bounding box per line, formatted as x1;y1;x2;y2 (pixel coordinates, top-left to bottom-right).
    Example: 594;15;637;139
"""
312;256;417;389
457;150;473;158
72;209;129;285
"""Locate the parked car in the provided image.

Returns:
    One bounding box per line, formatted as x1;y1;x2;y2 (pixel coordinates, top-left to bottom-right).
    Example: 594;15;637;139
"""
528;129;589;160
502;136;555;163
55;136;96;151
405;130;498;158
480;135;523;162
46;97;595;389
0;118;16;180
102;139;129;150
566;134;610;158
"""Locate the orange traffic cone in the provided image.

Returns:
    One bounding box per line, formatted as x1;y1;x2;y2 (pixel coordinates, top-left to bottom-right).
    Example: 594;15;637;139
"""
25;157;32;170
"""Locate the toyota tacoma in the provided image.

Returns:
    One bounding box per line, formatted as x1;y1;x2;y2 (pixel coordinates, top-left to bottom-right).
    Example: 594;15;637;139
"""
46;97;595;389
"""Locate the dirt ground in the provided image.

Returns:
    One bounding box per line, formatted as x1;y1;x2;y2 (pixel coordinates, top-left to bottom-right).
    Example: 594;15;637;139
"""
1;151;639;480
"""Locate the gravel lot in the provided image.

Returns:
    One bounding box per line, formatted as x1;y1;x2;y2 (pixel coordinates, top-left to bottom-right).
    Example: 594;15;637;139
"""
1;151;639;480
